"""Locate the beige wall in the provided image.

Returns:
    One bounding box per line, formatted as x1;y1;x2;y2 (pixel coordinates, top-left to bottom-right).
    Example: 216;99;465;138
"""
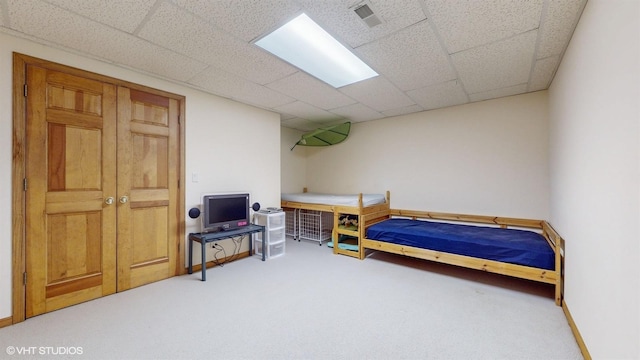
281;127;307;194
303;91;550;220
0;32;281;319
549;0;640;357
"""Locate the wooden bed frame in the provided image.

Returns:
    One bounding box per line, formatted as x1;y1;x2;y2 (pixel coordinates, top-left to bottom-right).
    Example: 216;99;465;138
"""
361;208;564;305
281;190;563;305
281;189;391;258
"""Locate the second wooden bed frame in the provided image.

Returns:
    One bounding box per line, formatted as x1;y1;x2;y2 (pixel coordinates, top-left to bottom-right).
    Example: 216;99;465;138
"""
281;189;391;259
362;208;564;306
282;190;563;305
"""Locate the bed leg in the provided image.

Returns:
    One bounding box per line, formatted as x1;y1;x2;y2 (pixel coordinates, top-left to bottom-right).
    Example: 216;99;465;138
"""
555;279;562;306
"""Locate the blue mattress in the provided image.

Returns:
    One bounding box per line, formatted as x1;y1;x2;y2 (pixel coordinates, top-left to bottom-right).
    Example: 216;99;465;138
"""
366;219;554;270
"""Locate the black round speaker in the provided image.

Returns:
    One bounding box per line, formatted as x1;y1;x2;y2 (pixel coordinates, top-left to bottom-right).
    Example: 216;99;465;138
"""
188;207;201;219
252;202;260;211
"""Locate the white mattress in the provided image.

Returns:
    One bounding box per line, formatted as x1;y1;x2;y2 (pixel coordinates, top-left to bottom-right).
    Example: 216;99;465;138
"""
281;192;386;207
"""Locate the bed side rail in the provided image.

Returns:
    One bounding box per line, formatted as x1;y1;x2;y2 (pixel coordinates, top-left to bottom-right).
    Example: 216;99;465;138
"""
281;201;334;212
390;209;544;230
541;221;563;249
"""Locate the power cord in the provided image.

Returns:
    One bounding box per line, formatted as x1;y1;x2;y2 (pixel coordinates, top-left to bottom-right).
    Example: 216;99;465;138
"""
210;235;246;266
211;243;227;267
226;235;244;262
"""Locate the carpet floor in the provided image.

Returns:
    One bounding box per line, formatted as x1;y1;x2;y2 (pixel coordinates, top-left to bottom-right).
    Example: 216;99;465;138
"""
0;237;582;359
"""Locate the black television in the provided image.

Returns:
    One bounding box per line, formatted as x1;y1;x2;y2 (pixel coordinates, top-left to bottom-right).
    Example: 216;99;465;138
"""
202;193;250;233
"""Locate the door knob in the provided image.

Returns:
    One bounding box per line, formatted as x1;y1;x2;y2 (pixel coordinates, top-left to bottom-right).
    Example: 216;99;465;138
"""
119;196;129;204
105;197;114;205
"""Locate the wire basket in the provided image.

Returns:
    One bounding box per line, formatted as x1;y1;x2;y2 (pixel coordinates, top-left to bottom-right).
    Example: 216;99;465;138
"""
298;210;333;245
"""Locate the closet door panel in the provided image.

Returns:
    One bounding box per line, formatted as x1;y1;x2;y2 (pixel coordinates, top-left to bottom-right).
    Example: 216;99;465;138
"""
25;66;117;317
116;87;179;291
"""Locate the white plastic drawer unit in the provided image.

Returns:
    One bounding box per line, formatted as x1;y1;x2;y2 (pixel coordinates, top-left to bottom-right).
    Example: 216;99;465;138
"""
269;241;285;259
255;227;285;245
253;210;286;258
254;211;285;230
253;239;285;259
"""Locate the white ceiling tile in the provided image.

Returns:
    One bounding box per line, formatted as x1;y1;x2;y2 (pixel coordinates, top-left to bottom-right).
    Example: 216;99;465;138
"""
381;105;425;118
138;1;297;85
273;101;344;122
529;56;560;91
7;0;207;81
108;37;208;82
137;3;226;59
280;117;318;132
229;46;299;85
537;0;586;58
189;66;295;109
356;20;455;91
339;76;415;112
452;30;537;94
295;0;426;48
426;0;543;54
308;118;350;128
7;0;75;34
469;84;528;103
42;0;156;33
0;2;6;26
329;103;384;123
407;80;468;110
173;0;301;42
266;72;357;110
280;112;297;121
3;1;586;129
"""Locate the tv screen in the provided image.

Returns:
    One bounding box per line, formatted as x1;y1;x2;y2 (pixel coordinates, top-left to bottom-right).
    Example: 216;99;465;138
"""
202;193;250;233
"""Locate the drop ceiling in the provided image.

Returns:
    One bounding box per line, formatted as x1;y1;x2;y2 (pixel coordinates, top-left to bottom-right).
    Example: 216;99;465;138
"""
0;0;587;131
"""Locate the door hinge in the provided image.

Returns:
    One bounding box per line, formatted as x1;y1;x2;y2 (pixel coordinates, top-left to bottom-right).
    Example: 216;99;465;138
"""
23;84;27;97
23;272;27;285
23;178;27;191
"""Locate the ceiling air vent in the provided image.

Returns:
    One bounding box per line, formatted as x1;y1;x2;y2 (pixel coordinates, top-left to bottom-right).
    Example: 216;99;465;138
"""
354;3;382;28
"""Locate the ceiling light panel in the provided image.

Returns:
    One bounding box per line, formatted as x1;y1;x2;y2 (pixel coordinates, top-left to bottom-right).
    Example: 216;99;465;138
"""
254;13;378;88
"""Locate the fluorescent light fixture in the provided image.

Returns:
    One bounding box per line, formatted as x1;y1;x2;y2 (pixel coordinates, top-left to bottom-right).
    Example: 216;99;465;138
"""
254;13;378;88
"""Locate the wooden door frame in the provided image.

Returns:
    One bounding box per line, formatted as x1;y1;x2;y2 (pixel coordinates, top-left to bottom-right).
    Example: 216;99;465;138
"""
11;53;186;324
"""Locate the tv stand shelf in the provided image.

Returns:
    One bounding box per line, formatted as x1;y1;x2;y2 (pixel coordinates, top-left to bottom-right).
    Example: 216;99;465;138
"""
188;224;265;281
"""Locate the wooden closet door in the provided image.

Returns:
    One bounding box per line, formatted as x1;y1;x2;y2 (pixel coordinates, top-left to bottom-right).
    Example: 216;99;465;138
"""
116;88;179;290
25;66;117;317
